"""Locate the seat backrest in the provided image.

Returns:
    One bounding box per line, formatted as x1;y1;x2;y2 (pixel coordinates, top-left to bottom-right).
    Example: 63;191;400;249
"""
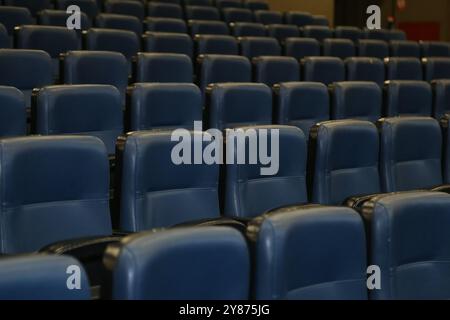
117;131;220;231
0;6;32;35
0;23;10;48
55;0;98;20
143;31;193;58
104;0;145;20
384;80;432;116
216;0;242;9
194;34;238;55
222;7;253;23
250;205;367;300
364;28;391;41
358;39;389;59
309;120;380;205
423;57;450;81
224;125;308;218
3;0;51;16
334;26;362;42
385;57;423;81
252;56;300;87
312;15;329;26
230;22;266;37
420;41;450;57
302;56;345;85
0;86;27;137
147;2;182;19
133;52;193;83
253;10;282;25
185;5;220;21
95;13;143;36
432;79;450;120
145;17;187;33
390;40;420;58
284;37;320;60
300;25;333;42
239;36;281;59
345;57;385;87
188;20;229;36
244;0;269;11
266;24;299;43
322;39;356;59
38;9;91;30
284;11;313;27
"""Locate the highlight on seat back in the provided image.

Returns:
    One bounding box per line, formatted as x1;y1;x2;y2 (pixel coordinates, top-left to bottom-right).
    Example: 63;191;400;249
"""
389;40;420;58
185;5;220;21
284;38;320;60
0;255;90;300
126;83;202;131
253;10;282;25
385;57;423;81
432;79;450;120
249;205;367;300
384;81;432;116
0;135;112;254
143;32;193;58
145;17;187;33
147;2;182;19
423;57;450;81
302;56;345;85
206;83;272;131
194;34;238;55
274;82;329;138
106;226;250;300
309;120;380;205
188;19;229;36
358;39;389;59
378;117;443;192
0;6;33;36
420;41;450;57
222;8;253;23
362;191;450;300
224;125;308;218
104;0;145;20
133;52;193;83
95;13;143;36
239;36;281;59
0;86;27;137
300;25;333;42
345;57;385;87
284;11;313;27
252;56;300;87
334;26;362;42
322;39;356;59
3;0;51;17
37;9;91;30
266;24;300;43
117;131;220;231
32;84;123;155
230;22;266;37
55;0;98;20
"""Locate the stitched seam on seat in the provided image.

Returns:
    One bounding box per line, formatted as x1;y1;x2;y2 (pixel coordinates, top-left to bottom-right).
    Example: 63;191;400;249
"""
4;198;109;210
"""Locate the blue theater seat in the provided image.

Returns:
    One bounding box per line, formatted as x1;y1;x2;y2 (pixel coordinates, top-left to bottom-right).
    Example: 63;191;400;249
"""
284;38;320;60
222;8;253;23
108;227;249;300
345;57;385;87
0;135;112;253
198;54;251;92
309;120;380;205
116;131;221;231
379;117;443;192
239;36;281;59
364;28;391;41
224;126;308;218
3;0;51;17
126;83;202;131
274;82;329;138
312;15;329;26
183;0;213;5
432;80;450;119
148;2;183;19
55;0;98;20
185;5;220;20
0;23;10;48
363;191;450;300
37;9;91;30
95;13;143;36
389;29;407;41
385;57;423;80
230;22;266;37
0;86;26;137
253;10;282;25
390;40;420;58
32;84;123;154
302;57;345;85
300;25;333;42
266;24;300;43
145;17;187;33
104;0;145;20
133;53;192;83
0;255;90;300
188;20;229;36
62;50;128;102
251;205;367;300
244;0;269;11
423;57;450;81
334;26;362;42
441;113;450;183
143;32;193;57
216;0;242;9
284;11;313;27
322;39;356;59
420;41;450;57
0;49;52;106
330;82;381;122
384;81;432;116
206;83;272;130
0;6;32;37
194;34;238;55
358;39;389;59
252;56;300;87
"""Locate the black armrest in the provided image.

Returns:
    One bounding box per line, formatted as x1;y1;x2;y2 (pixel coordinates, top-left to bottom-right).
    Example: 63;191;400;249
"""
431;185;450;194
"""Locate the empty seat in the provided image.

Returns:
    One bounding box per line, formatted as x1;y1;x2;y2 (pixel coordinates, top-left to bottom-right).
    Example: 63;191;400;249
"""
145;17;187;33
230;22;266;37
116;131;221;231
134;53;192;83
389;29;407;41
108;227;249;299
251;205;367;300
0;135;112;253
206;83;272;130
37;9;91;30
239;36;281;59
274;82;329;138
302;57;345;85
390;40;420;58
243;0;269;11
147;2;182;19
284;11;313;27
309;120;380;205
384;81;432;117
334;26;362;42
385;57;423;80
126;83;202;131
224;126;308;218
222;8;253;23
253;10;282;25
358;39;389;59
345;57;385;87
266;24;300;43
300;26;333;42
0;49;52;106
378;117;442;192
183;0;213;5
95;13;143;36
432;79;450;119
284;37;320;60
194;34;238;55
311;15;329;26
330;81;382;122
62;51;128;102
143;31;193;57
3;0;51;17
185;5;220;20
198;54;251;92
322;39;355;59
0;23;10;48
216;0;242;9
0;255;90;300
364;28;391;41
423;57;450;81
0;86;27;137
32;84;123;154
0;6;33;40
420;41;450;57
189;20;229;36
253;56;300;87
55;0;98;20
104;0;145;20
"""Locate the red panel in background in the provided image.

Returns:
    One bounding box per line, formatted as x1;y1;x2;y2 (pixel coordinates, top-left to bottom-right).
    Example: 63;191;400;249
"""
398;22;441;41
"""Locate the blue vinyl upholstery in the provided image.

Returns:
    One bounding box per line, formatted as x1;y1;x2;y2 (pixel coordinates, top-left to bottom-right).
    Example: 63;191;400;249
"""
253;10;282;25
284;11;313;27
266;24;299;43
423;57;450;81
239;36;281;59
145;17;187;33
104;0;145;20
143;32;193;58
345;57;385;87
188;20;229;36
334;26;362;42
133;53;193;83
385;57;423;80
147;2;182;19
253;56;300;87
0;6;32;35
55;0;98;20
284;38;320;60
230;22;266;37
384;81;432;116
390;40;420;58
222;8;253;23
358;39;389;59
194;34;238;55
432;79;450;119
302;57;345;85
420;41;450;57
322;39;356;59
95;13;143;35
301;26;333;42
185;5;220;21
0;86;27;137
3;0;51;16
37;9;91;30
